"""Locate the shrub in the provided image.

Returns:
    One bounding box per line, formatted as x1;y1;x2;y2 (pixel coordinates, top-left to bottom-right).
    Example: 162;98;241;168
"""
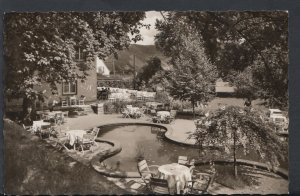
103;100;146;114
4;120;127;194
103;102;115;114
190;106;288;177
155;91;170;104
176;110;205;118
171;99;192;111
112;100;126;113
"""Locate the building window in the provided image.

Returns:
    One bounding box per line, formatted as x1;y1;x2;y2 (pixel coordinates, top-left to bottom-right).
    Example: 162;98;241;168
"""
62;81;77;95
75;47;85;61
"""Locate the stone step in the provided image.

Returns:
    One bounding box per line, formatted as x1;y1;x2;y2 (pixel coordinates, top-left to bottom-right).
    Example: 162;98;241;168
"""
75;105;95;114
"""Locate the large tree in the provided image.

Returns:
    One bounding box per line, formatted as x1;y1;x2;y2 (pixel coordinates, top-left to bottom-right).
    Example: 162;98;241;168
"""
4;12;146;114
159;11;288;108
155;17;217;118
135;56;162;91
190;106;287;177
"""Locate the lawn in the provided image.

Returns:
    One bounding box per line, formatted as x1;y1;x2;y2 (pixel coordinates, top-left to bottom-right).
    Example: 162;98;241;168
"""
3;119;129;195
207;97;269;112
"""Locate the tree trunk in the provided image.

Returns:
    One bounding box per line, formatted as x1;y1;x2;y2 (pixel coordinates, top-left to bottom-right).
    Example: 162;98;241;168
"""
233;129;238;177
192;100;195;120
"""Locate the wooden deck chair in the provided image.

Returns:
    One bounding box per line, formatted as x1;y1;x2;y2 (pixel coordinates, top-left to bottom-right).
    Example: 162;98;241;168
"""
61;98;68;107
178;156;189;166
54;113;64;125
122;109;130;118
149;177;171;194
78;95;86;105
22;124;33;132
78;127;100;154
178;156;196;175
134;110;142;119
169;110;177;122
137;160;160;186
70;96;77;106
185;172;216;194
188;161;197;177
50;127;69;150
141;106;147;114
152;116;162;123
139;107;147;118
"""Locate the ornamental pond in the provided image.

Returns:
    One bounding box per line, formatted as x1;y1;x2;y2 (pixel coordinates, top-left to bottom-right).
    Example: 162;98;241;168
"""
98;125;287;172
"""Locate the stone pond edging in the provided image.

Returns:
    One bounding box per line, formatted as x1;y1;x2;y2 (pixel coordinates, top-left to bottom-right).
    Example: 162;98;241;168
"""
90;122;288;180
194;159;288;180
91;122;168;178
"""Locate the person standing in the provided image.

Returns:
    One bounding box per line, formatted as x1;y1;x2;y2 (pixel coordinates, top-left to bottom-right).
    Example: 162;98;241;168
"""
244;97;252;112
244;97;252;107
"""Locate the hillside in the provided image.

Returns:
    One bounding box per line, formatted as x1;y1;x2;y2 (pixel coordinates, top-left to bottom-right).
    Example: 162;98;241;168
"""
104;44;170;74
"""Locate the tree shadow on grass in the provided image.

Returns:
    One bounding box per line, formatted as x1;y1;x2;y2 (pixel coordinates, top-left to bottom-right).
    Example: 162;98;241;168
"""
4;120;129;195
196;164;284;190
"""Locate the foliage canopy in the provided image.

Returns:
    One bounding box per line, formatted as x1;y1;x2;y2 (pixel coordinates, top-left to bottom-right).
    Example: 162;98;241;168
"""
190;106;287;175
4;12;146;102
155;18;217;113
156;11;288;107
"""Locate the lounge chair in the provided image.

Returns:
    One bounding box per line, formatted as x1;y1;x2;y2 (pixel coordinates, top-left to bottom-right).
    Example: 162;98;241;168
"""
149;177;171;194
137;160;160;186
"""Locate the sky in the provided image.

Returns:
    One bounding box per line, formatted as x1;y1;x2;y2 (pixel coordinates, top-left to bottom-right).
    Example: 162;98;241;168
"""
131;11;163;45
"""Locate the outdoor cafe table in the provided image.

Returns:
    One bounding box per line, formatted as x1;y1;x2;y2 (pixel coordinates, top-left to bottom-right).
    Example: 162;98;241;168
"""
146;102;163;109
45;111;63;118
127;107;140;115
32;121;51;129
157;111;170;118
66;129;86;146
158;163;192;194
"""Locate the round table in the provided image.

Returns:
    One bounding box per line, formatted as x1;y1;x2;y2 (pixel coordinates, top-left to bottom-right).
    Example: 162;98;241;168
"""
66;130;86;146
158;163;192;194
127;107;140;115
157;111;170;118
45;111;62;118
32;121;51;129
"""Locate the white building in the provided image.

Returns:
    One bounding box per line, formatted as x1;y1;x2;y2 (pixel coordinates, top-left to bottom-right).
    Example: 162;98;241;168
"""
96;57;110;76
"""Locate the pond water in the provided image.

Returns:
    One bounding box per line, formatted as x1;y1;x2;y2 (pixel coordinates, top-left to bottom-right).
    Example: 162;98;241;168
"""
98;125;287;172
